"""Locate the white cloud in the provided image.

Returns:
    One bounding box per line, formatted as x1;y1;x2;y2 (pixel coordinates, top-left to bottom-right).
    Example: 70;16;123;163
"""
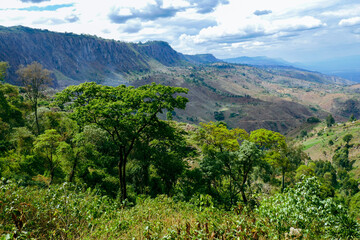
339;17;360;27
321;5;360;18
180;16;325;45
0;0;358;62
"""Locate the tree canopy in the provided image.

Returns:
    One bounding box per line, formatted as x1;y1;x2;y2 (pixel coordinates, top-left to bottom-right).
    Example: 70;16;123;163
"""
56;82;188;200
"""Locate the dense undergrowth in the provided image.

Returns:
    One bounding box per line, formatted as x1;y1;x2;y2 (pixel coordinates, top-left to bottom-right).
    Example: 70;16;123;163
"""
1;177;359;239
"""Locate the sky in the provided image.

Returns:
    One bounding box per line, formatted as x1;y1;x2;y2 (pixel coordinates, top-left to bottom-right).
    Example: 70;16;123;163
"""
1;0;360;62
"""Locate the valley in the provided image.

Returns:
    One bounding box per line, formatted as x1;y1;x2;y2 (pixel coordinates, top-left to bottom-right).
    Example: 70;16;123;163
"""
1;26;359;134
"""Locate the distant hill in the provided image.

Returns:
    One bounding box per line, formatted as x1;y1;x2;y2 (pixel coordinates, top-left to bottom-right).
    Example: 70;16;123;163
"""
222;56;292;66
182;54;221;64
295;55;360;83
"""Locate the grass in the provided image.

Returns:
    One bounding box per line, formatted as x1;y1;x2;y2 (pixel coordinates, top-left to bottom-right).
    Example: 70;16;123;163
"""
0;180;267;239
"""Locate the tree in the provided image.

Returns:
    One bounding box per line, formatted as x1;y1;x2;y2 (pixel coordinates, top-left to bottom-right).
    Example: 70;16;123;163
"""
349;114;357;122
249;129;290;191
17;62;52;135
0;62;9;83
326;114;335;127
56;82;188;200
343;134;353;147
197;122;249;205
0;84;24;128
233;140;263;204
33;129;62;185
129;121;190;195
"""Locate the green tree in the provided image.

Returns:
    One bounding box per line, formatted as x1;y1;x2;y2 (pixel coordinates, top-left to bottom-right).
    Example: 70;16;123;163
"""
197;122;249;205
349;114;357;122
17;62;52;135
249;129;290;191
326;114;335;127
333;147;353;171
0;62;9;83
56;82;188;200
233;140;263;204
0;84;24;128
343;134;353;147
33;129;62;185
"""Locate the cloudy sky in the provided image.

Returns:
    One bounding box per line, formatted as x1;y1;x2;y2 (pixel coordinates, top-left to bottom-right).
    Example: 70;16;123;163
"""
1;0;360;62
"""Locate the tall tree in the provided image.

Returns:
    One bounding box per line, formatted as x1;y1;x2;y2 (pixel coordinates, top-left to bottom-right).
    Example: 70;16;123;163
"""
326;114;335;127
0;62;9;83
197;122;249;205
249;129;290;191
34;129;62;185
17;62;52;135
56;82;188;200
233;140;263;204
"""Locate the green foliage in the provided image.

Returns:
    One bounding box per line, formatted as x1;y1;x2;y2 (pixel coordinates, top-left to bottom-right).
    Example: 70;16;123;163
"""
0;62;9;83
17;62;52;135
333;147;354;171
0;180;269;239
56;82;188;200
343;133;353;145
326;114;335;127
306;116;320;123
33;129;62;185
300;130;307;138
257;177;360;239
349;114;357;122
213;111;225;121
0;180;117;239
0;84;24;128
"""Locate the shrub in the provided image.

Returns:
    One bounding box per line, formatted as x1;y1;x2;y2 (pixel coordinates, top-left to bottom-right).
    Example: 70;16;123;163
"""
257;177;360;239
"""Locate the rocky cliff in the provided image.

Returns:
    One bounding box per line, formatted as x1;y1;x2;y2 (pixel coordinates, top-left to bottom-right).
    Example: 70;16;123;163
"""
0;26;204;87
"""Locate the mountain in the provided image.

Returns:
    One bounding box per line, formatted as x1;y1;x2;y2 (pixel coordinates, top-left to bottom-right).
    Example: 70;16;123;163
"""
222;56;292;66
182;54;221;64
0;25;357;133
0;25;213;87
294;55;360;83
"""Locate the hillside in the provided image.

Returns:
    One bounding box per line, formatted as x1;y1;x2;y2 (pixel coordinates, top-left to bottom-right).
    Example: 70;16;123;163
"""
132;62;359;132
0;26;358;133
296;120;360;176
223;56;291;66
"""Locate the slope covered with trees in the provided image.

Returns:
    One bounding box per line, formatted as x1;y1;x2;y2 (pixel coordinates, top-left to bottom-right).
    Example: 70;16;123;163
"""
1;62;360;239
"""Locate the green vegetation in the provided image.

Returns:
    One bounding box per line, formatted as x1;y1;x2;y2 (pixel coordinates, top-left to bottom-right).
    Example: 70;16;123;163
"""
0;62;359;239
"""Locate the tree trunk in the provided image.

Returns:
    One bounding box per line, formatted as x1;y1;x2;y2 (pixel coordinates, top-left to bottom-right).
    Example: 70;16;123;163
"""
118;150;127;201
48;153;54;185
68;157;78;183
122;157;127;200
49;168;55;185
240;188;247;204
34;102;40;136
281;169;285;192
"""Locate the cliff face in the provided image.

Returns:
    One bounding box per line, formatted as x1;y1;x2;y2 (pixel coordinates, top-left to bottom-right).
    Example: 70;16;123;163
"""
0;26;190;87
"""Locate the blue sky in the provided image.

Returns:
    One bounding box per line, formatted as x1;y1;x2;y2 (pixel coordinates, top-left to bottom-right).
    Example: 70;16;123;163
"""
1;0;360;62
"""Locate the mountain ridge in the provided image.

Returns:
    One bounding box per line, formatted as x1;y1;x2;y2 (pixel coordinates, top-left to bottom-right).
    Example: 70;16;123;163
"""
0;25;219;87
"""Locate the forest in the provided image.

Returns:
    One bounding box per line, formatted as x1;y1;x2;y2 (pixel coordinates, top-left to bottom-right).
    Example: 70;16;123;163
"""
1;62;360;239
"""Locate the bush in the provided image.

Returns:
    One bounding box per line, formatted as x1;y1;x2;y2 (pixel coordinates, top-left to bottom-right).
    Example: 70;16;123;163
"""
257;177;360;239
307;117;320;123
